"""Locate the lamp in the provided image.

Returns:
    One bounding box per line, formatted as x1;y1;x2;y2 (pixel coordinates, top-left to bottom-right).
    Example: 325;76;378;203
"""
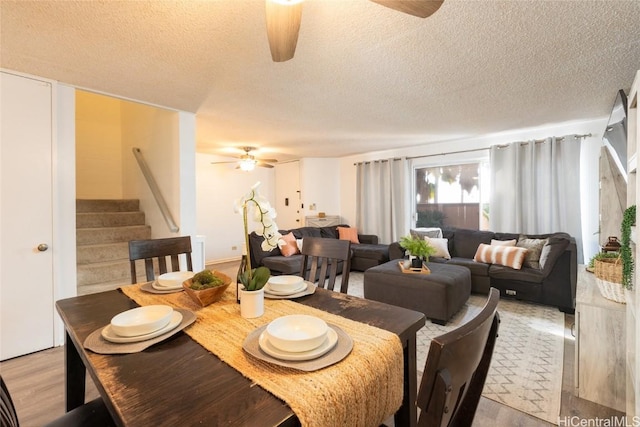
239;158;257;171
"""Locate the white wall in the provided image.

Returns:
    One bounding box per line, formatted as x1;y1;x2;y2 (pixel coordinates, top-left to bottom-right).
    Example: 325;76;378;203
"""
339;118;609;262
75;90;123;198
300;158;341;221
196;153;276;264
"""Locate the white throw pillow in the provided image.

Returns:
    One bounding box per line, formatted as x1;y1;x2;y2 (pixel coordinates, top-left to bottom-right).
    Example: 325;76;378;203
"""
296;239;304;252
491;239;517;247
425;237;451;259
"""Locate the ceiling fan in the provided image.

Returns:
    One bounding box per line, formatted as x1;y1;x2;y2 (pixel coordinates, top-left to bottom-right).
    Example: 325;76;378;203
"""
211;147;278;171
266;0;445;62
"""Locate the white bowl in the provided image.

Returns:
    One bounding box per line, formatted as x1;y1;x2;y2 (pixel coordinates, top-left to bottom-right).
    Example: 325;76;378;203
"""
267;275;304;293
265;315;328;353
110;305;174;337
157;271;194;288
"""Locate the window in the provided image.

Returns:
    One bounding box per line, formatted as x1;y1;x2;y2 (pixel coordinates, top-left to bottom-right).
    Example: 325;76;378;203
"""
414;162;490;230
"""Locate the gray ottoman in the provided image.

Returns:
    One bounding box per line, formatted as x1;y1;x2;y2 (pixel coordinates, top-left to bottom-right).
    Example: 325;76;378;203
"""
364;260;471;325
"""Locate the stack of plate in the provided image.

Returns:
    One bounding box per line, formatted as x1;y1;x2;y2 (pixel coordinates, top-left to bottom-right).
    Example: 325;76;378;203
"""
259;315;338;361
101;305;183;343
264;275;306;296
151;271;194;291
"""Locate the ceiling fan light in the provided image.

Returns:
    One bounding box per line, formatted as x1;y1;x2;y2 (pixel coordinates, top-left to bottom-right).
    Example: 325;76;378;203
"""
239;158;257;171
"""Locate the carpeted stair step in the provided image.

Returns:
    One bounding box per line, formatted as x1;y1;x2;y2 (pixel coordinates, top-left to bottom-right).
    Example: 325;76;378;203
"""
77;259;132;286
76;199;140;213
77;211;145;228
76;225;151;245
77;242;130;264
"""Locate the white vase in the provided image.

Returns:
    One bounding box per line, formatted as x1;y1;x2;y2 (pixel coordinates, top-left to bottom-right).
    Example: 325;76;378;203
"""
239;287;264;318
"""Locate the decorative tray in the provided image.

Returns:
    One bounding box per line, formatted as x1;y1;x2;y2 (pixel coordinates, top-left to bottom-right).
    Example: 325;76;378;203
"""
398;261;431;275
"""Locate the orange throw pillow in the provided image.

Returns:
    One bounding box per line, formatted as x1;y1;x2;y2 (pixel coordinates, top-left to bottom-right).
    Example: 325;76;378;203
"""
279;232;300;257
473;243;528;270
337;226;360;244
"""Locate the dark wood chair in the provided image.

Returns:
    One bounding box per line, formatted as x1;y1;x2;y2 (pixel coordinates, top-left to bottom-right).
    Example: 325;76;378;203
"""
416;287;500;427
300;237;351;293
128;236;193;284
1;375;115;427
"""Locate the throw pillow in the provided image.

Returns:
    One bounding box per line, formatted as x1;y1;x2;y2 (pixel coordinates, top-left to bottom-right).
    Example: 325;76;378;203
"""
426;237;451;259
516;237;548;269
410;227;443;239
337;226;360;244
279;232;300;257
296;238;304;252
473;243;528;270
491;239;516;246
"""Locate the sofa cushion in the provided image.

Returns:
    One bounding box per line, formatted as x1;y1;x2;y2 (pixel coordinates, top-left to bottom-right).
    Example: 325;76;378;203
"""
262;255;304;275
540;236;570;275
488;264;545;283
351;243;389;262
473;243;527;270
249;231;281;267
517;237;548;269
491;239;516;246
450;228;495;259
446;257;490;277
291;227;322;239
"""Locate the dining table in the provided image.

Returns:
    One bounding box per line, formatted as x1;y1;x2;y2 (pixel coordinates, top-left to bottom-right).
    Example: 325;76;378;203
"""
56;285;426;427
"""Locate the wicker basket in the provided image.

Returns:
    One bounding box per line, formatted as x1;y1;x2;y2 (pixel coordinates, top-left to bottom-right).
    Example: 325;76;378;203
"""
593;257;626;303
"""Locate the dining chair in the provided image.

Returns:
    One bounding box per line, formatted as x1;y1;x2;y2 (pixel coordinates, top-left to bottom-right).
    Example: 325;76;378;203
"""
128;236;193;284
416;287;500;427
0;375;115;427
300;236;351;293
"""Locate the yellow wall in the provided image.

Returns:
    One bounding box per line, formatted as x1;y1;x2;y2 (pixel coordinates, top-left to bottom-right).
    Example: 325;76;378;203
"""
75;90;123;198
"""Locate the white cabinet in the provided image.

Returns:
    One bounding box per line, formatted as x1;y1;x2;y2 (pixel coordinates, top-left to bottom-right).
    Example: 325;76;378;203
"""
575;266;626;411
627;70;640;416
305;215;341;227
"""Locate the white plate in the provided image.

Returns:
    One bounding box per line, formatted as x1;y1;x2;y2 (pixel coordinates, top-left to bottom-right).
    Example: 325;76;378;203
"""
258;327;338;361
102;311;183;343
264;282;307;296
154;271;194;290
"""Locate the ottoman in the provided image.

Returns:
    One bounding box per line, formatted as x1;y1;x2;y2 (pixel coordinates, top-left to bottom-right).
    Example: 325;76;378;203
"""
364;260;471;325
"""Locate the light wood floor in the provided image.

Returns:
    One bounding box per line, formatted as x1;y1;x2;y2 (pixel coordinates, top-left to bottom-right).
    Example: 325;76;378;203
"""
0;261;625;426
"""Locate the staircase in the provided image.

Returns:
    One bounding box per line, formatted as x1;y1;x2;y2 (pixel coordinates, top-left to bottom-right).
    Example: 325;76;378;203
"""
76;199;151;295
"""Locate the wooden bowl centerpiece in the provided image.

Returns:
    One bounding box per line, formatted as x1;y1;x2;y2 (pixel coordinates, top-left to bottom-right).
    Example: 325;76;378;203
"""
183;270;232;307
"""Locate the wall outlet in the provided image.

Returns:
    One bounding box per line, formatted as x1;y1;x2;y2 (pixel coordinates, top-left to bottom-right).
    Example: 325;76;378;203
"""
231;245;237;251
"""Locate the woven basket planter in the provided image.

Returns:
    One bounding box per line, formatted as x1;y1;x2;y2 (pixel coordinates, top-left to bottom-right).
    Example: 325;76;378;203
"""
593;257;626;304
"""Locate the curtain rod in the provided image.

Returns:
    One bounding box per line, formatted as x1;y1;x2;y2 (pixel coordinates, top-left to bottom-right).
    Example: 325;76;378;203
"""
494;133;592;149
353;133;593;165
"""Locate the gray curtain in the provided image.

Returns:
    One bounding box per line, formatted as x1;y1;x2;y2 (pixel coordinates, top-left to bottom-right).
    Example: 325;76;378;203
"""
356;158;408;244
490;136;583;262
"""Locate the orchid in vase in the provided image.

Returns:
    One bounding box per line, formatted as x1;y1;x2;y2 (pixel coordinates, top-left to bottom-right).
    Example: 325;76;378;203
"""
235;182;283;292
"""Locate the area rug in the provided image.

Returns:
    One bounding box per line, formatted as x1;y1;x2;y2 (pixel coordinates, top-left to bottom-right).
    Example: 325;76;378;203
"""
347;272;565;424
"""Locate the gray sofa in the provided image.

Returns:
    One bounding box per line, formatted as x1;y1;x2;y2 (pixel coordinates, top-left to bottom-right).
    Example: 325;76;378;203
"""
389;227;577;313
249;225;389;275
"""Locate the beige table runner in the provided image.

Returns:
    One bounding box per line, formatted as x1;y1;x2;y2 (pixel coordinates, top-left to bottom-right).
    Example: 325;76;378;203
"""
120;284;403;427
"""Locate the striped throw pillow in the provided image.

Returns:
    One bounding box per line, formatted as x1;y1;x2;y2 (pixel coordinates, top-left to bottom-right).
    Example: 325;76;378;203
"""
474;243;528;270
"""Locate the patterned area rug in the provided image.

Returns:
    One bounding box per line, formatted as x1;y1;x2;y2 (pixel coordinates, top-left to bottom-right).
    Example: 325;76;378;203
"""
348;272;564;424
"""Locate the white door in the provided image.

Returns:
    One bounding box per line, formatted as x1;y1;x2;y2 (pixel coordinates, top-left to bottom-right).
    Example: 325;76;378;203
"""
1;72;54;360
275;161;302;230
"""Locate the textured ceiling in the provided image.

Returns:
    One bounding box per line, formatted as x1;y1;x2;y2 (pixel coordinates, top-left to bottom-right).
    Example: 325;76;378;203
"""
2;0;640;162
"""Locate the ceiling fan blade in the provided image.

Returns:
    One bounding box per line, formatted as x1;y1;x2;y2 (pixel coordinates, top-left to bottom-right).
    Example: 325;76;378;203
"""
369;0;444;18
256;161;275;168
256;158;278;163
211;161;237;165
265;0;303;62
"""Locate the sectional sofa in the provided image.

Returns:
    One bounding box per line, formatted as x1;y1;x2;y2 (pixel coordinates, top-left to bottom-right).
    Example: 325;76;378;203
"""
389;227;577;313
248;225;390;275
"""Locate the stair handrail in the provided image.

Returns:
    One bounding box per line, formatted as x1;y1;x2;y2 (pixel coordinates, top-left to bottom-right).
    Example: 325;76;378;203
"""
132;147;179;233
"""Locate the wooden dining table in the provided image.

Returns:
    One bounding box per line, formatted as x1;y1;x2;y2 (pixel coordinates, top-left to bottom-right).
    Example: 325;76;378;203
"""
56;286;425;427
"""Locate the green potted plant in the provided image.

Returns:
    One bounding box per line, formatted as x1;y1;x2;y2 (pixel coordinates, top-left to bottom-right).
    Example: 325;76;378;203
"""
399;234;436;269
621;204;636;289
